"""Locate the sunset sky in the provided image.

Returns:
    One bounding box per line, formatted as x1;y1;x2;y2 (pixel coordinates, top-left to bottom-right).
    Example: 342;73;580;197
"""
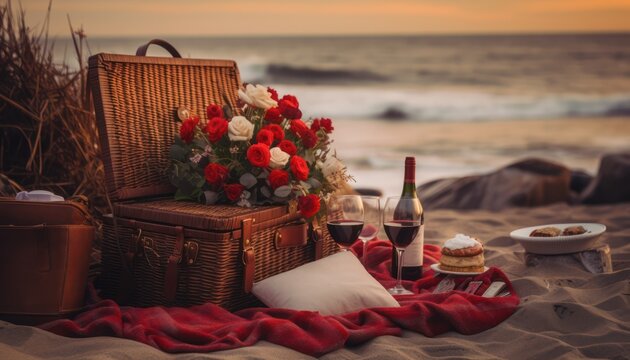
17;0;630;37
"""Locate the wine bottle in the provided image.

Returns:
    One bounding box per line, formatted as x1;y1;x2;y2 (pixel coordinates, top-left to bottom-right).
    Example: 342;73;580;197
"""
390;157;425;280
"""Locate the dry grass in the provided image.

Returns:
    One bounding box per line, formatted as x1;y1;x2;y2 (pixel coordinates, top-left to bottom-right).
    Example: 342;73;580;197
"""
0;1;108;220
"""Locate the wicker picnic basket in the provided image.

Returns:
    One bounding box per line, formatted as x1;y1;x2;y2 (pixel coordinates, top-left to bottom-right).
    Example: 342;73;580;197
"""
89;40;337;310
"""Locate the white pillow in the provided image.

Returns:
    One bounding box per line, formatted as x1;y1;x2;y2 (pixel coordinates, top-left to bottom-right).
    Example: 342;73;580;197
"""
252;251;400;315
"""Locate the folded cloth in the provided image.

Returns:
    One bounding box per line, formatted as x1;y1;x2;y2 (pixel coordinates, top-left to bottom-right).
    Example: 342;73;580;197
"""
40;240;519;357
15;190;64;202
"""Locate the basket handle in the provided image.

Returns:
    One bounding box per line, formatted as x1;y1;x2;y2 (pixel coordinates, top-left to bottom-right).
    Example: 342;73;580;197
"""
136;39;182;58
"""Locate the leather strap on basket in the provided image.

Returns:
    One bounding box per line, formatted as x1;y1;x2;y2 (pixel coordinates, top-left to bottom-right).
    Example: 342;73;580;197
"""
116;218;136;304
310;218;324;261
241;219;255;293
125;220;138;267
164;226;184;302
135;39;182;58
274;222;308;249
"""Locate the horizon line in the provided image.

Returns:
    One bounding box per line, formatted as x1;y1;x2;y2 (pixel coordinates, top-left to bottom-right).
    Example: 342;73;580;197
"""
53;30;630;40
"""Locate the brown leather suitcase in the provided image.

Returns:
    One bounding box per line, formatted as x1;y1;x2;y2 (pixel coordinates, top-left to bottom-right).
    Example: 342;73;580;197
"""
90;40;337;311
0;198;94;325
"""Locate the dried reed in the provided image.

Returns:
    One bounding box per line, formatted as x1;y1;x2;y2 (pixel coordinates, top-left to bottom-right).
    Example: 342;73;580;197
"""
0;1;107;216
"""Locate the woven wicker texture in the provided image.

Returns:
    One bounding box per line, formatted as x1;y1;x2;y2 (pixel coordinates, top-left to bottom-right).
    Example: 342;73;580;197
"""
91;49;338;310
89;54;241;201
102;216;337;310
114;199;291;231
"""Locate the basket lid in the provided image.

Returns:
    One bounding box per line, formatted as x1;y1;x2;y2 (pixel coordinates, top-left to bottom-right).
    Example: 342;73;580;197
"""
88;52;241;201
114;199;297;232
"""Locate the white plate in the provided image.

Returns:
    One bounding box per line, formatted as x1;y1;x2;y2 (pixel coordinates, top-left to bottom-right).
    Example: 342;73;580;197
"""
509;223;606;255
430;263;489;276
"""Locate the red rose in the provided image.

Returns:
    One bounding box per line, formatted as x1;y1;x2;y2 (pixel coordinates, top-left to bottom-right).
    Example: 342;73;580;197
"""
267;87;279;101
289;119;309;137
179;116;199;143
278;140;297;156
301;130;318;149
311;118;334;134
320;118;334;133
224;183;245;201
264;107;283;124
298;194;321;218
268;169;289;190
290;155;309;181
247;143;271;168
206;104;224;119
278;95;302;120
263;124;284;142
256;129;274;146
204;163;229;188
206;117;228;143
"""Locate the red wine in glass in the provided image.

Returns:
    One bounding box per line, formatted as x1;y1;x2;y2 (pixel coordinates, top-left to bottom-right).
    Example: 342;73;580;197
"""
384;195;421;295
384;221;421;248
327;220;364;250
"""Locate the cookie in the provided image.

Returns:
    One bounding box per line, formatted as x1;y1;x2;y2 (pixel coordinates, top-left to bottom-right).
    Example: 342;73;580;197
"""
530;226;561;237
562;226;587;236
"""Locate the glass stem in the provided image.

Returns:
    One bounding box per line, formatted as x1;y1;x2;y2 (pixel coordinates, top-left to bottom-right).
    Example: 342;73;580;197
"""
396;248;404;288
362;240;368;264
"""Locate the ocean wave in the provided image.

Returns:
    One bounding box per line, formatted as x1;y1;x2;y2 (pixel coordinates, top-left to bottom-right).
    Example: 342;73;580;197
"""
264;64;388;84
269;85;630;122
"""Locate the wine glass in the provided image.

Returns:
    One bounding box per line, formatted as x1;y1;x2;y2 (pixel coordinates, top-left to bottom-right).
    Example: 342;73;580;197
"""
358;196;380;264
383;196;422;295
326;195;364;252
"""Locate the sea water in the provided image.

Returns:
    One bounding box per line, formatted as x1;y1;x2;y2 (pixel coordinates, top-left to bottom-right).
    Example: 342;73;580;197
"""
52;34;630;195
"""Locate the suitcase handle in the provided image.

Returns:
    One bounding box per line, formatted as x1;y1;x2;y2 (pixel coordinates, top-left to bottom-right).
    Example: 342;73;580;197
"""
135;39;182;58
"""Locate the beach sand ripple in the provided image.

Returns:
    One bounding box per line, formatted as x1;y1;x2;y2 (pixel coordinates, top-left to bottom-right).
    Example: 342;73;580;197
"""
0;204;628;359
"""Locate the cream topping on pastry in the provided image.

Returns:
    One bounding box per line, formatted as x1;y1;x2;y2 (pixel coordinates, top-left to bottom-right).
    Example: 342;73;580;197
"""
443;233;480;250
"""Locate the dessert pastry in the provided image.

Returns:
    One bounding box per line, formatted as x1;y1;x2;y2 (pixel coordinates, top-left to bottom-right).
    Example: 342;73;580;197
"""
530;226;561;237
440;234;485;273
562;225;587;236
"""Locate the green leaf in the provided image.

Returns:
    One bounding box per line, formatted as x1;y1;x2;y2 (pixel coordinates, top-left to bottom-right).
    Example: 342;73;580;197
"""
307;177;322;189
169;144;189;162
196;176;207;188
260;186;272;199
240;173;258;188
222;92;234;119
274;185;292;198
193;138;207;149
203;191;219;204
174;189;193;201
223;105;233;120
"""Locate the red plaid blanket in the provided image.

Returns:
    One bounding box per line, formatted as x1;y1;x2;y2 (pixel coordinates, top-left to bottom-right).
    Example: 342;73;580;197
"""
40;241;519;357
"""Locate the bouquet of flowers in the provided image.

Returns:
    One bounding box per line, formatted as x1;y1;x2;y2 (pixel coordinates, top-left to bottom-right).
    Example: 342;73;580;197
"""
168;84;350;219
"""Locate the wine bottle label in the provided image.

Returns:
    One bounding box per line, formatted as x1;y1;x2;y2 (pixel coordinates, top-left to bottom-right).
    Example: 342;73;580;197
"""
402;224;424;266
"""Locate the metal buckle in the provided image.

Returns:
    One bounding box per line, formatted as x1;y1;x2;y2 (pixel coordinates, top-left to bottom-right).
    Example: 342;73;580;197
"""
241;246;253;265
183;241;199;265
139;235;160;268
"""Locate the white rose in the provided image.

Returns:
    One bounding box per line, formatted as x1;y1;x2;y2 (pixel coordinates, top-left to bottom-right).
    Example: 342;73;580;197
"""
269;147;290;169
228;116;254;141
238;84;277;110
318;156;345;177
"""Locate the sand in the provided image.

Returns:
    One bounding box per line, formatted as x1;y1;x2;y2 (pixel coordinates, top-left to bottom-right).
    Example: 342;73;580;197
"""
333;117;630;197
1;202;628;359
